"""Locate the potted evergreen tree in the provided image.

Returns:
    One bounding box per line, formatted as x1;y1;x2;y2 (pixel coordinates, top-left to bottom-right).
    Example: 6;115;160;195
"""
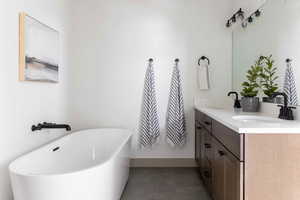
260;55;281;103
240;57;262;112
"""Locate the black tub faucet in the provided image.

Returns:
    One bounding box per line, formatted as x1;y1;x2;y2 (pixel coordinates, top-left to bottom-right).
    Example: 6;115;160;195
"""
32;122;71;132
227;91;241;109
271;92;296;120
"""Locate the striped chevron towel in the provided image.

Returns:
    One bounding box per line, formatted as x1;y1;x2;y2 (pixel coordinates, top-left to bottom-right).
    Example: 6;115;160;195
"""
166;62;186;147
138;61;160;148
283;61;298;106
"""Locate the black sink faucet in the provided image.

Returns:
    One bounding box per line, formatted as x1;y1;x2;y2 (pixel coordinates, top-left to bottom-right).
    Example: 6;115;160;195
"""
227;91;241;109
271;92;296;120
32;122;71;132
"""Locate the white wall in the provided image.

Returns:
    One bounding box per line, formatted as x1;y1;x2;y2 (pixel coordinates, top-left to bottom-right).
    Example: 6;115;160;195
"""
0;0;71;199
67;0;233;159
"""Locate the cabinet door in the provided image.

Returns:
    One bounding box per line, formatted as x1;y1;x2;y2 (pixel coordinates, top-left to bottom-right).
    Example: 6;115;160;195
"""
212;139;225;200
195;122;202;166
202;157;213;194
224;151;242;200
212;138;242;200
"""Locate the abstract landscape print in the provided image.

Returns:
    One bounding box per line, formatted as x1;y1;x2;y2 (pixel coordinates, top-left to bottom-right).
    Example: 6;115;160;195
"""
19;13;59;83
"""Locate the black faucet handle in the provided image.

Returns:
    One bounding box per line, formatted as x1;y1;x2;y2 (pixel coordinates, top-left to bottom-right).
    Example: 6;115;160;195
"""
32;124;42;131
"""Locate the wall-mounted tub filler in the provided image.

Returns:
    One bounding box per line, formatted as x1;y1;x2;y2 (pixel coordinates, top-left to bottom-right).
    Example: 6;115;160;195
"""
31;122;71;132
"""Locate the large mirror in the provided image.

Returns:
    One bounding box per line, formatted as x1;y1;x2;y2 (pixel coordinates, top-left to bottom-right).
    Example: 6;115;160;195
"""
232;0;300;106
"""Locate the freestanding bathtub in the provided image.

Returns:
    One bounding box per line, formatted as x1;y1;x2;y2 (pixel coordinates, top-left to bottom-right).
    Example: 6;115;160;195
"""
9;128;132;200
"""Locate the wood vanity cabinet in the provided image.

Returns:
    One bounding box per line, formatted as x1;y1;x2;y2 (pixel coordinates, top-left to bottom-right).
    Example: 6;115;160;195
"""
195;108;300;200
195;109;243;200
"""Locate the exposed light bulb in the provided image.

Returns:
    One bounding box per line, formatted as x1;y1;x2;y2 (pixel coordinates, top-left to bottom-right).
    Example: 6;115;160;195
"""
242;21;248;28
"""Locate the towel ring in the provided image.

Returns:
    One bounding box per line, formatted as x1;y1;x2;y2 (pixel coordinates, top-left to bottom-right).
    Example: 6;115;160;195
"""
198;56;210;66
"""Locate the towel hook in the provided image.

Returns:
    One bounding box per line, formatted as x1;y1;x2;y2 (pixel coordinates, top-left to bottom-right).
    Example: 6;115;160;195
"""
148;58;154;63
286;58;292;63
175;58;180;63
198;56;210;66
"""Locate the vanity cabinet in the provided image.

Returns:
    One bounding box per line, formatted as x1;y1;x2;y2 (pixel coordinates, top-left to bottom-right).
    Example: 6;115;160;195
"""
195;109;243;200
195;108;300;200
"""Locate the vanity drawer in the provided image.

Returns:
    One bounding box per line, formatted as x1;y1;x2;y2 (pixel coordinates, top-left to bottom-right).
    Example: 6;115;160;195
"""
199;113;212;132
204;130;213;163
212;120;243;161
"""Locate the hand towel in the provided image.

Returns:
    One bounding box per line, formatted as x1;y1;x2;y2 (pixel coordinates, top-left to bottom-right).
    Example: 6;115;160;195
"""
197;64;210;90
283;61;298;106
166;61;186;147
138;61;160;148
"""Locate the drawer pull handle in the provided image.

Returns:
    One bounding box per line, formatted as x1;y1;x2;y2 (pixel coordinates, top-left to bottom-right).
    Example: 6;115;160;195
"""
196;126;202;130
204;143;211;148
204;121;211;126
204;171;210;178
218;150;225;156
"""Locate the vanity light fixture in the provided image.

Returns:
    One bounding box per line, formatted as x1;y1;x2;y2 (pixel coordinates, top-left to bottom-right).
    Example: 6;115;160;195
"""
226;8;244;28
242;9;262;29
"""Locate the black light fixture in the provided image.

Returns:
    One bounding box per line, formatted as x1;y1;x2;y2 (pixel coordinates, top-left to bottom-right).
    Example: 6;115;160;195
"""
242;9;262;29
255;9;261;17
237;8;245;20
226;20;231;28
226;8;244;28
248;16;253;23
232;15;236;23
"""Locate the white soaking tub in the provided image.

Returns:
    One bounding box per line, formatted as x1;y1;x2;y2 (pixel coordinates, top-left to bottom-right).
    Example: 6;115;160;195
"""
9;128;132;200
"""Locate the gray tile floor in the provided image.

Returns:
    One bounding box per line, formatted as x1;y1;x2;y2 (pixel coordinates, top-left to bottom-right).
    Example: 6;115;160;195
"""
121;168;211;200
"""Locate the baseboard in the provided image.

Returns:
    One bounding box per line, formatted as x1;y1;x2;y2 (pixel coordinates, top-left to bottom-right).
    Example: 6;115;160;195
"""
130;158;197;167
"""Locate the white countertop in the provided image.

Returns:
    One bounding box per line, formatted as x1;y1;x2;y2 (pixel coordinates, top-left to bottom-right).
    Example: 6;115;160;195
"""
195;106;300;134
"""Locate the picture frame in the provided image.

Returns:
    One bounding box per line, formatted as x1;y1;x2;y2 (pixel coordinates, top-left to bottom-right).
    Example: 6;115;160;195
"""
19;13;59;83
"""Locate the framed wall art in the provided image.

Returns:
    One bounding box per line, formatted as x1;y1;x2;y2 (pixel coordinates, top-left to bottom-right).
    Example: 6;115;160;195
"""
19;13;59;83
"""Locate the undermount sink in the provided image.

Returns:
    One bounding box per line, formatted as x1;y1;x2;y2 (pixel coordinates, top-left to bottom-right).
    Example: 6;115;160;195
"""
232;115;281;123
